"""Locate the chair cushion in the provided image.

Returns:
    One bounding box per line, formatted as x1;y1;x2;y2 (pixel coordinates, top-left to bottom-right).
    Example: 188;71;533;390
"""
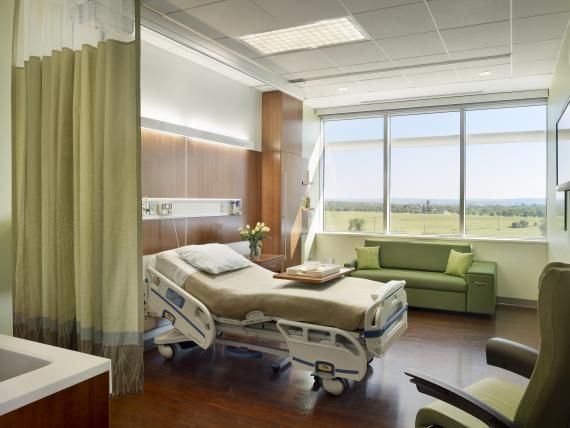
364;239;472;272
352;268;466;293
356;246;381;270
416;377;524;428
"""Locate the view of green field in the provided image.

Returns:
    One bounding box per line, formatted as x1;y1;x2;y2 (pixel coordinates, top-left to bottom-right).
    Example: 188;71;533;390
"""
325;210;545;238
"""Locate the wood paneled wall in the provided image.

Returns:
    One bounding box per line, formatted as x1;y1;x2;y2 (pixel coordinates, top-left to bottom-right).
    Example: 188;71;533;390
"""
142;128;261;254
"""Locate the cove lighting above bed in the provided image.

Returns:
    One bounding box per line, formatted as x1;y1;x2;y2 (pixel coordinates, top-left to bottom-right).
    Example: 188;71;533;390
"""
239;17;367;55
141;117;253;150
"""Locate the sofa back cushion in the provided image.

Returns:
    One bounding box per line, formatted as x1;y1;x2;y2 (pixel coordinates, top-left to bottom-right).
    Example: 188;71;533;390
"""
364;239;472;272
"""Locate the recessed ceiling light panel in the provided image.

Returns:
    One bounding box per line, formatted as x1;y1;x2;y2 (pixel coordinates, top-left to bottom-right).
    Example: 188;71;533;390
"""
478;71;492;76
239;17;367;55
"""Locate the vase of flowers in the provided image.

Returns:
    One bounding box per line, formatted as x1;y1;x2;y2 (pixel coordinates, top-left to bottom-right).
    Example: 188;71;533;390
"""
238;222;270;259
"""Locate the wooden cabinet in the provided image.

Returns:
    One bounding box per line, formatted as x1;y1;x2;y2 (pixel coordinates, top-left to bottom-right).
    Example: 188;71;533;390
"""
251;253;284;272
261;91;305;268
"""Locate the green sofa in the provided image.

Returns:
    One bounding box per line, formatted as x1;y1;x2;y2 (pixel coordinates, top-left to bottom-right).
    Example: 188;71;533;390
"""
346;239;497;315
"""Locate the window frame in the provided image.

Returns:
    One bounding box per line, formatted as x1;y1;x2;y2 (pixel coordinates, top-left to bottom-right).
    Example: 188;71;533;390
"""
321;99;548;241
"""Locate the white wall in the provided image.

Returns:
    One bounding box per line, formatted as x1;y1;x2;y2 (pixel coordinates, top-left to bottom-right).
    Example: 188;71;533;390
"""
313;234;547;301
301;105;322;260
0;0;15;335
141;41;262;150
547;23;570;262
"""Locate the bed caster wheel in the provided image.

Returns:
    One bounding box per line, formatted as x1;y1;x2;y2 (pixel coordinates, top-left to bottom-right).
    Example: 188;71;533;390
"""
158;344;176;360
322;378;347;396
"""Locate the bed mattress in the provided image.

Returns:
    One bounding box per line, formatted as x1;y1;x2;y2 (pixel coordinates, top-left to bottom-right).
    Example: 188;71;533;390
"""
154;251;388;331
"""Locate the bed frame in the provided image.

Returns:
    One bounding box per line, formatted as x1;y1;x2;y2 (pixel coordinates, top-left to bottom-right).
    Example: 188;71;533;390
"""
145;265;408;396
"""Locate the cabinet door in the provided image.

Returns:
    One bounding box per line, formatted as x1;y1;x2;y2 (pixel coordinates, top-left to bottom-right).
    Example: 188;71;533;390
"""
281;152;307;267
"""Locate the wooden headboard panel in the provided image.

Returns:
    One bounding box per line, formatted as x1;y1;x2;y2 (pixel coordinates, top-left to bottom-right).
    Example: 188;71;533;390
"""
141;128;261;254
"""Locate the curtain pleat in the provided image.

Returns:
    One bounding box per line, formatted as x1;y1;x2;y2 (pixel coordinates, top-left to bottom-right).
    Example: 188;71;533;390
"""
13;38;142;395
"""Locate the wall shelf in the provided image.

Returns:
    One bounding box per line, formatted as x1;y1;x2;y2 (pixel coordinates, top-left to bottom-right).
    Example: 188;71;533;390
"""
142;197;242;221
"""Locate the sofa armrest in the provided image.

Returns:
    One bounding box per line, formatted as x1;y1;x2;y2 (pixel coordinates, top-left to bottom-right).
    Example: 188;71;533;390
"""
467;261;497;276
405;369;515;428
486;338;538;379
344;259;357;269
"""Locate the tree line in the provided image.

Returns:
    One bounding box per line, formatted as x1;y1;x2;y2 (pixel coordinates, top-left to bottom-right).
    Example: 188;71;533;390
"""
325;200;546;218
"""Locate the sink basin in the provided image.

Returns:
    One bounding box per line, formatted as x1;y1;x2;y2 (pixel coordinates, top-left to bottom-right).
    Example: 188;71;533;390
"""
0;348;51;382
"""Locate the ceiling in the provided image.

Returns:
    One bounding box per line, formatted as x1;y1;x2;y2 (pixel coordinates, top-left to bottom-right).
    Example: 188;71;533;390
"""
141;0;570;108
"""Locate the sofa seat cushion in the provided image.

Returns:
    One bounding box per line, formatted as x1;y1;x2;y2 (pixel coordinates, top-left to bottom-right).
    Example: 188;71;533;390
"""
351;268;466;293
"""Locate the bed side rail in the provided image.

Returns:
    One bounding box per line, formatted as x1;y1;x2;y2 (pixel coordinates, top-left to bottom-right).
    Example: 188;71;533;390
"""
147;267;216;349
276;320;368;381
364;280;408;357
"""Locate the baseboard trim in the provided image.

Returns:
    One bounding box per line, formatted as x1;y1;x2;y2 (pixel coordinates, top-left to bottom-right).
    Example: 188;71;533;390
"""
497;297;537;308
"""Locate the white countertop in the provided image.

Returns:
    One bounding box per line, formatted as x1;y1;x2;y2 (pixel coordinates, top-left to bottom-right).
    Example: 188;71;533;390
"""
0;334;111;416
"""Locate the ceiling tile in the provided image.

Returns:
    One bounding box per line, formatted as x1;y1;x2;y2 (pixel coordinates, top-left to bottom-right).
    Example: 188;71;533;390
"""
404;63;455;75
143;0;223;14
167;9;227;39
342;60;397;74
215;37;261;58
391;53;450;67
183;0;282;37
512;60;557;77
449;45;510;61
354;2;435;39
357;75;411;91
340;0;422;14
252;0;347;26
513;0;570;19
427;0;509;30
312;81;369;97
378;32;446;59
512;39;564;62
264;50;336;72
405;69;459;86
456;63;511;81
441;21;509;52
283;67;343;80
512;12;570;43
318;41;387;66
298;75;359;88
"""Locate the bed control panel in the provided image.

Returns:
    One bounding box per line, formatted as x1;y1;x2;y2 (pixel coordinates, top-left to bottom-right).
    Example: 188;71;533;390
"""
166;288;185;309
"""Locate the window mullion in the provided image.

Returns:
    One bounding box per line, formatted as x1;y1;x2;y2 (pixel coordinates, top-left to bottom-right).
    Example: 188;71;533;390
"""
384;114;390;235
460;108;466;237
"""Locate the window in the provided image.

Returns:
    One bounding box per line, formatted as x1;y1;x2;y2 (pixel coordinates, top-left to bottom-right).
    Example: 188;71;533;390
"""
465;106;546;238
321;101;547;240
323;117;384;233
390;112;460;235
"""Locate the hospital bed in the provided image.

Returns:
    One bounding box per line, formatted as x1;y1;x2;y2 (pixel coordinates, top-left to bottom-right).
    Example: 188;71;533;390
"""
144;248;408;396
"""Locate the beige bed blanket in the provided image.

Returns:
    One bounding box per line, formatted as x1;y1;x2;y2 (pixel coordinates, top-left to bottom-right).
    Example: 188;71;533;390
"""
181;264;385;331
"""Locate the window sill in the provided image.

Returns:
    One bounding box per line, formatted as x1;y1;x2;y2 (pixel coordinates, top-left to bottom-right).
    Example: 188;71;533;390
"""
317;231;547;245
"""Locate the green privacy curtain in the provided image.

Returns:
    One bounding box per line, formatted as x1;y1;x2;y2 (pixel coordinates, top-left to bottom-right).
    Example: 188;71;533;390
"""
12;0;143;395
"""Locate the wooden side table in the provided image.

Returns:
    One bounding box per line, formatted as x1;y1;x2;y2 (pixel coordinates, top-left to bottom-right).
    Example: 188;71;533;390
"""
250;253;284;273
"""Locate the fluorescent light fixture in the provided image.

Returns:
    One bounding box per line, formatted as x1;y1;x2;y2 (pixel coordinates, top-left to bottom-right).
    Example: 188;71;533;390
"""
239;17;367;55
338;87;349;92
478;71;492;76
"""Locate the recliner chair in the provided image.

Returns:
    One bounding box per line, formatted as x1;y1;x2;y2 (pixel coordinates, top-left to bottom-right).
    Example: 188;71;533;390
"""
406;262;570;428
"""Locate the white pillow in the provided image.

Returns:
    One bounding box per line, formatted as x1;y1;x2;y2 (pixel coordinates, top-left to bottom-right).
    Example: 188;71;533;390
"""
155;250;198;285
177;243;252;275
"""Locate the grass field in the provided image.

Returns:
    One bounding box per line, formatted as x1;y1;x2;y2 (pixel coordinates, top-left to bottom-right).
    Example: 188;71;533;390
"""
325;210;545;238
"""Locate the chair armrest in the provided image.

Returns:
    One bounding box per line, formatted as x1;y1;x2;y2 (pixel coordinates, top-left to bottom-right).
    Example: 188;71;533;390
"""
344;259;357;269
467;261;497;276
486;338;538;379
405;369;515;428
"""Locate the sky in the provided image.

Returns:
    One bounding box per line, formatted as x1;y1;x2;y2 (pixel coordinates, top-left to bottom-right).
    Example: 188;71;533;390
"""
324;105;547;202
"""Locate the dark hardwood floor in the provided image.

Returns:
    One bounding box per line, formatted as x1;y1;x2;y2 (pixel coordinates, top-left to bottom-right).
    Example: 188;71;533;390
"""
111;306;539;428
